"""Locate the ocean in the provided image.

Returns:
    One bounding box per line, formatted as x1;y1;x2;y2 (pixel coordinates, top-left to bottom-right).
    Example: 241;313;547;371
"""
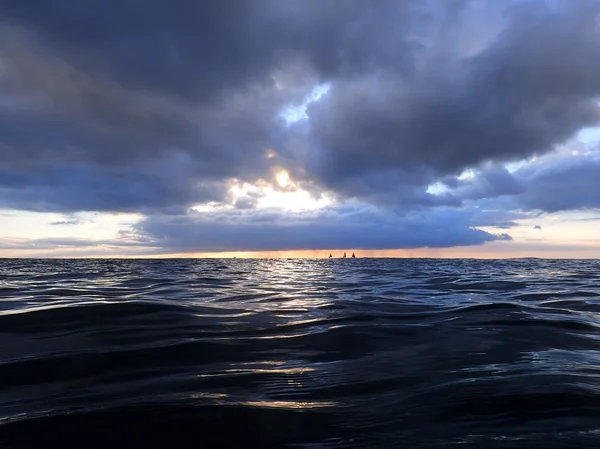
1;258;600;448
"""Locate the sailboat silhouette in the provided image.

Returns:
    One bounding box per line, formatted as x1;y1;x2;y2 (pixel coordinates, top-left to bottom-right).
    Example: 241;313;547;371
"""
343;252;346;258
328;253;332;258
351;252;355;258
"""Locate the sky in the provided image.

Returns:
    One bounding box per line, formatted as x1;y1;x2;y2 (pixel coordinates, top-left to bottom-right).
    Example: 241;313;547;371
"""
1;0;600;258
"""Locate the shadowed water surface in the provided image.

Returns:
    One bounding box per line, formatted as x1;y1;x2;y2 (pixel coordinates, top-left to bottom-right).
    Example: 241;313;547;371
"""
1;258;600;448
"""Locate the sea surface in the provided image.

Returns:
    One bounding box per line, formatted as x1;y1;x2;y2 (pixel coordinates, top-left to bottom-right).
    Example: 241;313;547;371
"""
1;258;600;448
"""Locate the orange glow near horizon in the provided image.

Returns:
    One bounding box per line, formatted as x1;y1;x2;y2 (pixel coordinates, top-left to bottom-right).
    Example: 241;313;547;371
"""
172;242;600;259
3;240;594;259
1;232;600;259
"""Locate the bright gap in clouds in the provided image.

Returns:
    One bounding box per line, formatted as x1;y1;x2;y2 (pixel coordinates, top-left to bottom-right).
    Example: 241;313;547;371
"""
233;170;332;212
281;83;330;124
426;182;448;195
576;125;600;149
426;168;476;195
0;210;142;240
0;210;146;257
425;120;600;198
191;170;333;214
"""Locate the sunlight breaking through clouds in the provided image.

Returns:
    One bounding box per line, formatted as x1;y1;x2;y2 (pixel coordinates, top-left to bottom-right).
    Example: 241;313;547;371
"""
190;172;333;215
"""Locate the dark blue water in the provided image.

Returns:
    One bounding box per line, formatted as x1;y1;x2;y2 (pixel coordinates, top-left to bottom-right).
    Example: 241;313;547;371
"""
1;258;600;448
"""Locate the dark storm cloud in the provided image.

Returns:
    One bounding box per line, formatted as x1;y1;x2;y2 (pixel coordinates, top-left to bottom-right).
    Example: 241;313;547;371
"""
0;1;277;102
0;4;290;211
305;0;600;200
0;0;418;100
132;206;511;253
0;164;228;213
0;0;599;252
517;157;600;213
444;164;524;202
0;0;414;165
447;148;600;213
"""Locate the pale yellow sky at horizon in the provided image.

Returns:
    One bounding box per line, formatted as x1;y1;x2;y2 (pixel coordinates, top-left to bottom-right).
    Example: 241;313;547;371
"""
1;205;600;259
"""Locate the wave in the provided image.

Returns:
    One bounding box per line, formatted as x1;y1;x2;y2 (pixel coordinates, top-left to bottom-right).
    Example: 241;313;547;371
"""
1;258;600;447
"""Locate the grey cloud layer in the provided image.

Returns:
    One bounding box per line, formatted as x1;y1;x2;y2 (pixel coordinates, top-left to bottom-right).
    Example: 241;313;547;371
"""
306;1;600;201
133;206;511;253
449;148;600;214
1;0;599;251
513;155;600;213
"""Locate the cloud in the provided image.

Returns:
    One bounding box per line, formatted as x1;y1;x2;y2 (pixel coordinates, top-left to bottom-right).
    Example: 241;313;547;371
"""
49;220;80;226
517;157;600;213
1;0;600;253
449;146;600;214
132;205;511;253
0;1;598;211
0;163;229;213
302;0;600;201
0;236;152;250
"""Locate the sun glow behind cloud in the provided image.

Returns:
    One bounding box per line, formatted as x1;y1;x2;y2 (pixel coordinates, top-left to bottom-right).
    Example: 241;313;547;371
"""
186;83;335;215
190;170;333;214
276;170;290;188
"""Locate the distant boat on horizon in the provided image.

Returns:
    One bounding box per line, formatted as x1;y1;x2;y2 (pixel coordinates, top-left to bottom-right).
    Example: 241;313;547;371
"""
329;253;332;258
343;252;346;258
351;252;355;258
